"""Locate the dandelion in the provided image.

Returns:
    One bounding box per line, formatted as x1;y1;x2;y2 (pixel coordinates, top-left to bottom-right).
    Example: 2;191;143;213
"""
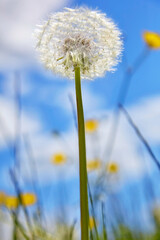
35;7;122;80
89;216;96;230
51;152;67;165
143;31;160;49
106;162;119;174
81;216;97;229
85;119;99;133
5;196;19;209
0;191;6;205
87;159;101;171
20;193;37;207
35;7;122;240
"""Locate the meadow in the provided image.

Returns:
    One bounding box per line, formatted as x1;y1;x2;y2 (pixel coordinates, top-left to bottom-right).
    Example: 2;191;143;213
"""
0;1;160;239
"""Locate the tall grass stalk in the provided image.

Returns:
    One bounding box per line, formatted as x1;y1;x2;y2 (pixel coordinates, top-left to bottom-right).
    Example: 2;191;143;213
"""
74;66;89;240
12;211;30;240
88;181;100;240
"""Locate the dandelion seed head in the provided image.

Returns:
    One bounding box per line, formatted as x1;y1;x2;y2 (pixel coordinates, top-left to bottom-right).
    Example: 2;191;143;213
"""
35;7;122;79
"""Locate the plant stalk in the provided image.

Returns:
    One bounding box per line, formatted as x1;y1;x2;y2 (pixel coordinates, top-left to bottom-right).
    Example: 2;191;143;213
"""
74;66;89;240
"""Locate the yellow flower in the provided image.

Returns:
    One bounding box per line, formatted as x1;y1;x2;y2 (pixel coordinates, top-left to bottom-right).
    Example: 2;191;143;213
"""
89;217;96;229
81;216;97;229
0;191;6;205
51;152;67;165
87;159;101;172
85;119;99;133
20;193;37;207
143;31;160;49
5;196;19;209
106;162;119;174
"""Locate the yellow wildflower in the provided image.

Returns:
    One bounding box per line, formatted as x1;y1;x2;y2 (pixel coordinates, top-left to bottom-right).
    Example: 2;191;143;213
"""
0;191;6;205
106;162;119;174
89;217;96;229
85;119;99;133
81;216;96;229
5;196;19;209
143;31;160;49
51;152;67;165
20;193;37;207
87;159;101;172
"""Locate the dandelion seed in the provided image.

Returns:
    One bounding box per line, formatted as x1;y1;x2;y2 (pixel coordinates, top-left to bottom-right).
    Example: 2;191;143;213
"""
5;196;19;209
20;193;37;207
35;7;122;79
106;162;119;174
143;31;160;49
51;152;67;165
87;159;101;171
85;119;99;133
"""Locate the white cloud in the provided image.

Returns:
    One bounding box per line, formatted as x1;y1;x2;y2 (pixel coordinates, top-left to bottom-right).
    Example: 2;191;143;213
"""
129;96;160;144
85;113;148;191
0;96;41;147
18;131;79;184
17;110;146;187
84;95;160;188
2;73;32;97
1;93;160;190
54;84;105;117
0;0;71;70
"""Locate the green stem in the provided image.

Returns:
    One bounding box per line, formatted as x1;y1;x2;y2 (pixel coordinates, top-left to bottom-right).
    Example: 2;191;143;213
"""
74;66;89;240
12;211;30;240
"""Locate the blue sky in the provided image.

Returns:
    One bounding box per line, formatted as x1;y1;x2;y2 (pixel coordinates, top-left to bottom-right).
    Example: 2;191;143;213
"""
1;0;160;231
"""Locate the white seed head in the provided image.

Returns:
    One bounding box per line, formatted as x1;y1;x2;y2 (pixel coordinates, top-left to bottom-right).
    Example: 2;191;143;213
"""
35;7;123;80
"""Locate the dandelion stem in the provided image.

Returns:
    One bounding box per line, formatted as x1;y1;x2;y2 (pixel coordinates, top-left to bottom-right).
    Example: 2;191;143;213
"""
74;66;89;240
